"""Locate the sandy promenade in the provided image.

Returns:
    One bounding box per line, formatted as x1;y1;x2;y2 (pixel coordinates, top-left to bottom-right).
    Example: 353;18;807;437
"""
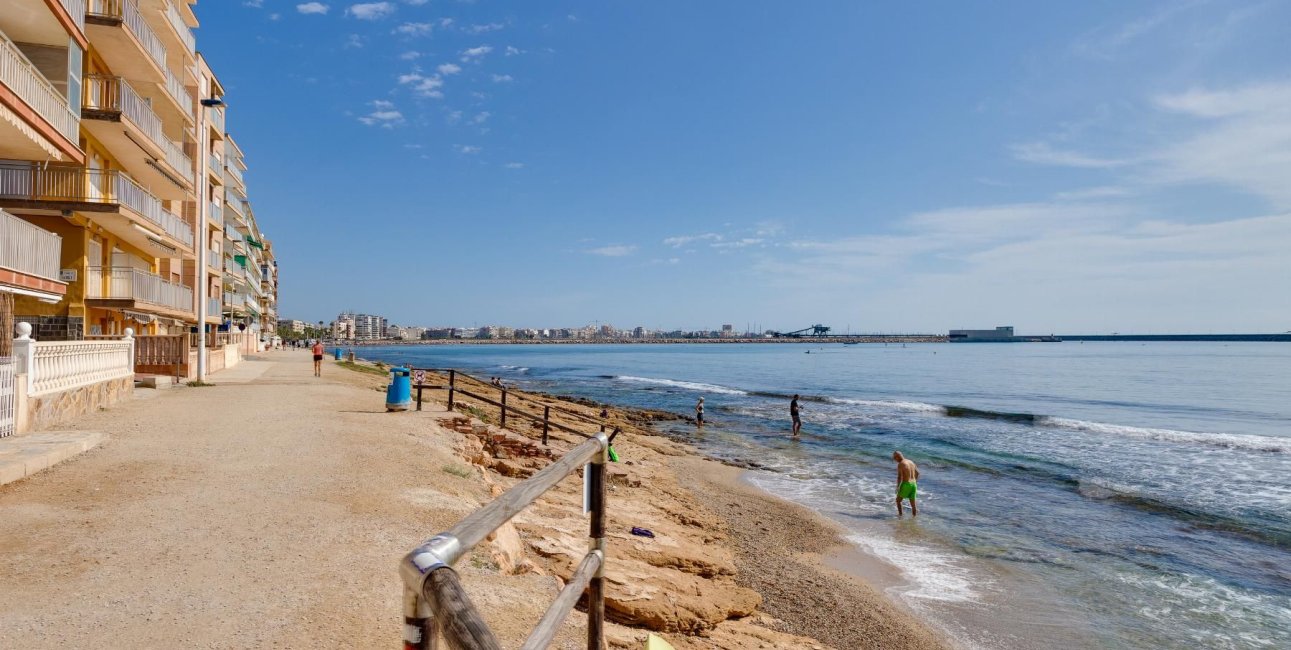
0;351;949;649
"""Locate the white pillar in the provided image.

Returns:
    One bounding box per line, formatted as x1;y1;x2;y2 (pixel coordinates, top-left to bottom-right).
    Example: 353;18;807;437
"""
13;321;34;394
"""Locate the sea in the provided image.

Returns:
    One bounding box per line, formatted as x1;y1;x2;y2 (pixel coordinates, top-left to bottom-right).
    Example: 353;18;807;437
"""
359;341;1291;649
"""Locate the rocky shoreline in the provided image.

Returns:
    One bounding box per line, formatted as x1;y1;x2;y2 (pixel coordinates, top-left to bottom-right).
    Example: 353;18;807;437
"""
393;367;953;649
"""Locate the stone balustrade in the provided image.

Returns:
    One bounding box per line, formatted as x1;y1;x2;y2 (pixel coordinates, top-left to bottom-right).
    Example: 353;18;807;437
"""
12;322;135;397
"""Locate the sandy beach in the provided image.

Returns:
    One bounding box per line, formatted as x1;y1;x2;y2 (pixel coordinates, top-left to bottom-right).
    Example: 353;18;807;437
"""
0;350;949;649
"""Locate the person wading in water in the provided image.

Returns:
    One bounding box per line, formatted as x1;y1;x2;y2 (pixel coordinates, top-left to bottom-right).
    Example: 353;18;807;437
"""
695;397;705;427
893;451;920;517
790;394;802;436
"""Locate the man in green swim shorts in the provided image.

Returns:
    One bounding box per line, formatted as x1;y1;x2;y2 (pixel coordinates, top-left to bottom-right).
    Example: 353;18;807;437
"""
893;451;920;517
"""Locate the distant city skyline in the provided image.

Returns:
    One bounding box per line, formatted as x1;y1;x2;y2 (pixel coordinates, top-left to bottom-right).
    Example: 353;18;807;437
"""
197;2;1291;333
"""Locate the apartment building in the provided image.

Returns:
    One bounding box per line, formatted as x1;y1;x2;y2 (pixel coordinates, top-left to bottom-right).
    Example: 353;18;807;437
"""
215;126;276;339
0;0;277;345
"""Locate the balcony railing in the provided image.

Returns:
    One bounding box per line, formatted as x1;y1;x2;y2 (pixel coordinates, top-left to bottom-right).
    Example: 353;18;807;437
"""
59;0;88;33
86;266;194;313
208;200;222;223
0;31;79;144
225;163;245;188
86;0;167;73
0;164;193;248
206;296;219;317
163;1;195;54
208;152;222;176
164;67;194;119
0;208;62;282
208;105;223;133
83;75;192;182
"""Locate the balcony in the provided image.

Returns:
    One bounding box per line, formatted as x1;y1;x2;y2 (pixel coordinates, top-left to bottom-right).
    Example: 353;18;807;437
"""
0;207;68;301
208;200;221;224
207;151;223;184
206;296;220;322
86;266;194;317
59;0;89;33
207;104;223;137
85;0;168;83
81;74;193;196
0;164;194;251
224;163;245;189
162;67;194;123
0;31;81;160
161;0;195;55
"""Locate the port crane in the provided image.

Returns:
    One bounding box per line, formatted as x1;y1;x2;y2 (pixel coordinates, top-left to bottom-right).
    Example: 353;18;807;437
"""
771;324;831;338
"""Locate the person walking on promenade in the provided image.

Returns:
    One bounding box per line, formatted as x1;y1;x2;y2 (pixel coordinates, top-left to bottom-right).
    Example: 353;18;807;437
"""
790;394;802;436
695;397;705;427
311;340;324;377
893;451;920;517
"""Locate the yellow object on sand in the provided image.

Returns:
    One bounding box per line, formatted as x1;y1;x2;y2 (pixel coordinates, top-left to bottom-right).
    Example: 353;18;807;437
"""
645;633;676;650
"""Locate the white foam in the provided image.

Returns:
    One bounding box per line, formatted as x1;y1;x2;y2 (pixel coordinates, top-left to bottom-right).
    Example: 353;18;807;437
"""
614;375;748;395
844;533;984;604
831;398;946;414
1043;417;1291;454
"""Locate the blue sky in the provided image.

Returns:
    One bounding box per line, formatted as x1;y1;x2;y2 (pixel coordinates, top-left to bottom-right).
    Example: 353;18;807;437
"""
201;1;1291;334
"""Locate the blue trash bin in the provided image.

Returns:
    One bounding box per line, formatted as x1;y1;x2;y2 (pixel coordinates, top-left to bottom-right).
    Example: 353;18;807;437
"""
334;348;342;361
386;367;412;411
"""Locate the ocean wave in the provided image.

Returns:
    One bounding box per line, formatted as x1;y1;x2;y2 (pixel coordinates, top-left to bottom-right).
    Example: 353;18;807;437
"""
612;375;748;395
1043;417;1291;454
498;365;530;372
844;533;985;604
829;398;946;414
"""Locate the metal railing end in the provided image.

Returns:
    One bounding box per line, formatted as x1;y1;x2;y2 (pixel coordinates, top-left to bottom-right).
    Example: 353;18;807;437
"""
400;533;462;591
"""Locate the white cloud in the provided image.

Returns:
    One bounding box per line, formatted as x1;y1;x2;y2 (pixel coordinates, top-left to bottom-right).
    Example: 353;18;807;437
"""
470;111;490;124
1149;83;1291;208
244;0;264;8
491;74;513;83
467;23;505;34
343;33;364;48
1054;186;1130;201
504;162;525;169
394;22;433;35
454;144;482;154
403;0;428;5
347;2;394;20
587;245;636;257
460;45;493;62
437;63;462;75
297;2;329;15
712;238;765;249
505;46;523;56
439;18;454;28
399;50;421;60
358;100;404;127
663;233;722;248
1009;141;1131;168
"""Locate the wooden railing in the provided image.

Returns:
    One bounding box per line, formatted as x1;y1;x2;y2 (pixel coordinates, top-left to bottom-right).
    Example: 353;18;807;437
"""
397;368;619;649
134;333;187;375
0;164;193;247
400;431;612;650
0;208;62;282
0;30;79;144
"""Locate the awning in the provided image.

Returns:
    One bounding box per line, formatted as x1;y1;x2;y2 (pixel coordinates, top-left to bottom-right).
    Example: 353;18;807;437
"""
234;254;248;268
0;284;64;304
122;310;156;324
245;235;264;249
0;104;64;161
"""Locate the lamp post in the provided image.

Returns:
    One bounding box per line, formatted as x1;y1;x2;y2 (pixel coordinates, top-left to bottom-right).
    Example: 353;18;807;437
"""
195;96;225;381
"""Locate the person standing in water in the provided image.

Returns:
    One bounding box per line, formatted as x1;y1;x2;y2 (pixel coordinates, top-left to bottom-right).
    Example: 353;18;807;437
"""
893;451;920;516
695;397;705;427
790;394;802;436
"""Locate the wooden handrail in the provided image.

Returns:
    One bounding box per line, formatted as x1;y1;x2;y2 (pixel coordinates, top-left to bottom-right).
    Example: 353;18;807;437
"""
520;551;602;650
400;431;610;650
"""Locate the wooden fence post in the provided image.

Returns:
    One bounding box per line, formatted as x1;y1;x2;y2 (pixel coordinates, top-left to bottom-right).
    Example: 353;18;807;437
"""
500;389;507;429
588;442;607;650
447;370;456;412
542;406;550;446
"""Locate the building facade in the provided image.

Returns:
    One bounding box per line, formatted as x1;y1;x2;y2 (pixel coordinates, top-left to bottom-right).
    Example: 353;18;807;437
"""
0;0;276;344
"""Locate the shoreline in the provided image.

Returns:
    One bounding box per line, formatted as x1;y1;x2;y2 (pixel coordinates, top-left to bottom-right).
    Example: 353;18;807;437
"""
377;360;953;648
675;457;952;650
335;337;949;346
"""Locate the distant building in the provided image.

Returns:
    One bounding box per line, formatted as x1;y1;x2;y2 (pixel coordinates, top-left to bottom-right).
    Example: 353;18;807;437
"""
282;319;307;334
948;326;1016;342
721;324;735;337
